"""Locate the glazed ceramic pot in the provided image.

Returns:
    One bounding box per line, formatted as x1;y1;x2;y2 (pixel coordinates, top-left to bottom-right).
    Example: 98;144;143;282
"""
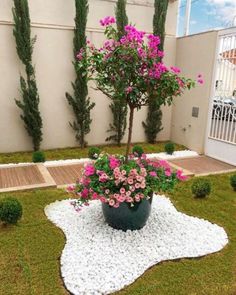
102;194;153;231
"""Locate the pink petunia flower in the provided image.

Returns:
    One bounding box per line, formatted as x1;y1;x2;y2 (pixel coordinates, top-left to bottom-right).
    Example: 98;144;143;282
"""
84;164;95;176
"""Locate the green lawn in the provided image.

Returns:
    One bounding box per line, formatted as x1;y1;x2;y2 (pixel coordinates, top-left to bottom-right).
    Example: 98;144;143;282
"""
0;173;235;295
0;142;186;164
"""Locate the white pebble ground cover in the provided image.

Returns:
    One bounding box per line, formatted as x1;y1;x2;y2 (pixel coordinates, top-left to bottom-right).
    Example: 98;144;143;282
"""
45;195;228;295
0;150;198;168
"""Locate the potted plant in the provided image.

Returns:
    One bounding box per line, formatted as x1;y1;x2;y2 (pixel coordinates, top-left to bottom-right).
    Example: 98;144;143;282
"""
68;17;200;231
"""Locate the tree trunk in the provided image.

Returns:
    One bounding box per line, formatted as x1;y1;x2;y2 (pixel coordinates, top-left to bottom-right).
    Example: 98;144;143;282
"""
125;106;134;162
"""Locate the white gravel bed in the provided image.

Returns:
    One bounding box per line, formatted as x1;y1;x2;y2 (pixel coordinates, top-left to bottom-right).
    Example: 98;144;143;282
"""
148;150;198;160
45;195;228;295
0;150;198;168
44;158;91;167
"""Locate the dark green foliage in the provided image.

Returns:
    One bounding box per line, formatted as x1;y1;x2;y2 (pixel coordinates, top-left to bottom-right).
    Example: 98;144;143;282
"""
132;145;144;157
164;142;175;155
66;0;95;148
88;147;101;159
153;0;169;51
0;197;23;224
32;151;45;163
115;0;128;39
106;0;128;146
191;178;211;198
106;100;128;146
230;174;236;191
142;99;163;143
12;0;43;151
143;0;169;143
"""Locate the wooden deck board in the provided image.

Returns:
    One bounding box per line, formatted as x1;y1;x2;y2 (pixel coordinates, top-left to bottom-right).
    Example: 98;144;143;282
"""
0;165;45;189
169;156;236;175
47;164;84;185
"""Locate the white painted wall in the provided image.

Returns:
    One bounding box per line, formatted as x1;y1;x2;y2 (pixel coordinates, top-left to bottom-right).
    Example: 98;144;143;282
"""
0;0;178;152
171;30;218;154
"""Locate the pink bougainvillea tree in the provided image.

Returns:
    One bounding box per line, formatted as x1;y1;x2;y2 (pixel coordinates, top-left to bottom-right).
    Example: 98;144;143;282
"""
77;17;199;161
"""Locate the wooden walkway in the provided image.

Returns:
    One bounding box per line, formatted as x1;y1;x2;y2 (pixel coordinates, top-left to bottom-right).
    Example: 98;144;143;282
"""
169;156;236;176
0;156;235;192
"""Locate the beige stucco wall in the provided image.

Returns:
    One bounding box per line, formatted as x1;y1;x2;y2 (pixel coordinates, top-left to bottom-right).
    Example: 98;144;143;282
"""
170;30;218;153
0;0;178;153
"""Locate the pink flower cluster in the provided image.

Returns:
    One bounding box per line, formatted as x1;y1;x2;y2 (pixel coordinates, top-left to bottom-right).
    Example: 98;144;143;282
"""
99;16;116;27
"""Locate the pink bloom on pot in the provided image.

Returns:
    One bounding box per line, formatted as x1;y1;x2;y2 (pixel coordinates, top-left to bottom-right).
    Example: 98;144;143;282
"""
66;185;75;192
81;188;89;198
118;195;126;202
126;196;133;203
120;188;126;194
127;177;134;185
177;170;187;181
149;171;157;177
109;156;120;169
114;193;119;199
92;192;99;200
113;202;120;208
109;199;115;207
105;189;110;194
99;173;109;182
126;190;131;196
84;164;95;176
159;160;170;169
134;195;141;202
140;182;146;189
165;168;172;177
135;183;140;189
100;196;107;203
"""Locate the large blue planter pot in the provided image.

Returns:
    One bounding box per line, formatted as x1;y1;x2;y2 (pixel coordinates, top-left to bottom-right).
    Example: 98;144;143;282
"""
102;195;153;231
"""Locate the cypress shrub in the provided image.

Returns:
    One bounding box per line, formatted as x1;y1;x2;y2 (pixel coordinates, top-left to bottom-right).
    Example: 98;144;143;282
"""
143;0;169;143
66;0;95;148
12;0;43;151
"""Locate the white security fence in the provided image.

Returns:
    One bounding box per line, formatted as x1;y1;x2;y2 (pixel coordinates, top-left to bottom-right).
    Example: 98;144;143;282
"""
206;28;236;165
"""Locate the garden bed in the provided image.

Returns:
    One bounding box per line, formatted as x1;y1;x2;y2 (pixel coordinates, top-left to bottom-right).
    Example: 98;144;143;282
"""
45;194;227;295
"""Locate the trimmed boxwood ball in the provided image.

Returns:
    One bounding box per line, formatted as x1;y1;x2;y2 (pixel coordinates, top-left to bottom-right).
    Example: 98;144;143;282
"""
88;147;101;160
0;197;23;224
164;142;175;155
132;145;144;157
191;178;211;198
32;151;45;163
230;174;236;191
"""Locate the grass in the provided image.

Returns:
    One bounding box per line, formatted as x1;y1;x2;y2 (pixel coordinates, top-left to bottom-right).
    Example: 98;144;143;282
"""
0;142;186;164
0;173;235;294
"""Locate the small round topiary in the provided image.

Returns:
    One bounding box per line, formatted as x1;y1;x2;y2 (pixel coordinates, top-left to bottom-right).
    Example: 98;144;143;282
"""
0;197;23;224
132;145;144;157
32;151;45;163
230;174;236;191
88;147;101;160
191;178;211;198
164;142;175;155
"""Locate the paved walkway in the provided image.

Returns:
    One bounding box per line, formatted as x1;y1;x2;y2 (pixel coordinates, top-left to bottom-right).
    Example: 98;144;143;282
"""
0;156;235;193
169;156;236;176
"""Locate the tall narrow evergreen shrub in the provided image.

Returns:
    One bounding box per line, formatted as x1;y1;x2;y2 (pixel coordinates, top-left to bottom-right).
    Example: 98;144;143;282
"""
143;0;169;143
106;0;128;146
12;0;43;151
66;0;95;148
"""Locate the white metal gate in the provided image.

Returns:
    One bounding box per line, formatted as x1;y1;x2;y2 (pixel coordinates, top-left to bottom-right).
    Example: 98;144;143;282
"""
205;28;236;165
